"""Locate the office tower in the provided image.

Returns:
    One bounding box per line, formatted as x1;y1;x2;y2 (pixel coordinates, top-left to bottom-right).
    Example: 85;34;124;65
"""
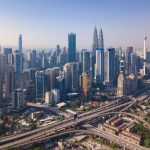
35;71;45;101
116;47;123;59
18;34;22;52
63;63;71;93
63;62;79;93
46;67;60;91
81;50;90;73
143;36;148;75
126;74;138;95
104;48;115;85
51;89;60;104
95;48;104;83
92;26;98;56
120;58;125;73
68;33;76;62
130;53;137;75
3;48;12;64
80;72;91;96
14;50;23;77
56;44;61;56
12;89;27;109
31;50;37;67
3;65;15;98
98;28;104;49
0;47;3;106
117;73;126;97
71;62;79;92
125;47;133;74
56;75;65;100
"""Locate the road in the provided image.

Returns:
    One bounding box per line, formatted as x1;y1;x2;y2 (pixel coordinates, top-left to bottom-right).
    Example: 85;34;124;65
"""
0;91;150;149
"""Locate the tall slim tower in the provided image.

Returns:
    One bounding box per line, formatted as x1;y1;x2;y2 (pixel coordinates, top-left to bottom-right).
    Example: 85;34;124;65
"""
18;34;22;52
68;33;76;62
98;28;104;49
143;35;148;75
92;26;98;56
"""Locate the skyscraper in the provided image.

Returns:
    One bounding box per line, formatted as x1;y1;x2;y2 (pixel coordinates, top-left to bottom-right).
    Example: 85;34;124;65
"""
3;48;12;64
98;28;104;49
35;71;45;101
95;48;104;83
68;33;76;62
63;62;79;93
18;34;22;52
92;26;98;56
104;48;115;85
81;50;90;73
14;50;23;77
125;47;133;74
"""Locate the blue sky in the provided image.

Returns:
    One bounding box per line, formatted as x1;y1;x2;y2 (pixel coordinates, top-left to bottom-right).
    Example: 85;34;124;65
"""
0;0;150;50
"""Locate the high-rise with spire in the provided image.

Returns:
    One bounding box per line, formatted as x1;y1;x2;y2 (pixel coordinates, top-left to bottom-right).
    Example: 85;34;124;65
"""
98;28;104;49
92;26;98;56
18;34;22;52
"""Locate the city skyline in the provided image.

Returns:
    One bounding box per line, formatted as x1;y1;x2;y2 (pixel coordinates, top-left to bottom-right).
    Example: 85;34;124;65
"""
0;0;150;50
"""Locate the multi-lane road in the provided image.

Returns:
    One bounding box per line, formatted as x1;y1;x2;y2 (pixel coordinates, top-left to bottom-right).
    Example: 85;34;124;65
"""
0;91;150;149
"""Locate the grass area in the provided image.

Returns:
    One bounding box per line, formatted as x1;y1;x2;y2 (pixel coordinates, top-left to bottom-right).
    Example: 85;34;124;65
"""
92;137;121;150
131;123;150;148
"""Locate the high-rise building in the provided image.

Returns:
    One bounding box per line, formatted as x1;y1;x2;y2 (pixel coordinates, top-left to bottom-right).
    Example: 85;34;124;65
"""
125;47;133;74
56;75;65;100
143;36;148;75
130;52;138;75
98;28;104;49
12;89;27;109
104;48;115;85
68;33;76;62
18;34;22;52
46;67;60;91
31;50;37;67
35;71;45;101
51;89;60;104
63;62;79;93
95;48;104;83
3;48;12;64
82;50;90;73
117;73;126;97
92;26;98;56
14;50;23;77
0;47;3;106
3;65;15;99
80;72;91;96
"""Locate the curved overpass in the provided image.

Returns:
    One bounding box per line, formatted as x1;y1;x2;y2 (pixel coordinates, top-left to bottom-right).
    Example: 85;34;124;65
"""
12;129;149;150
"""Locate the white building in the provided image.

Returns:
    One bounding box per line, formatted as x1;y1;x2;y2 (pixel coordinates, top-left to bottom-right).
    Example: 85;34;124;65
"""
51;89;60;104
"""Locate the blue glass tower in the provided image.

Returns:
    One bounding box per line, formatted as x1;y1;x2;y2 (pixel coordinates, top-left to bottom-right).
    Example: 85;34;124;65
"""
68;33;76;62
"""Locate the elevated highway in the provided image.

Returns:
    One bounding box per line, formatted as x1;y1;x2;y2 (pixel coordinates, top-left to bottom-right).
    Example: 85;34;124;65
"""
0;90;150;149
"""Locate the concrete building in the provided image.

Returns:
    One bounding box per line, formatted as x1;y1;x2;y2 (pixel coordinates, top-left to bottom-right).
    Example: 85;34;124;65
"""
35;71;45;101
104;48;115;85
80;72;91;96
12;89;27;109
117;73;126;97
68;33;76;62
46;67;60;91
95;48;104;83
51;89;60;104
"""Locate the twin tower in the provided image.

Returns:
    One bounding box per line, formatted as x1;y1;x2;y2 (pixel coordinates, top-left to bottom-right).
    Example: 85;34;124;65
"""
92;25;104;56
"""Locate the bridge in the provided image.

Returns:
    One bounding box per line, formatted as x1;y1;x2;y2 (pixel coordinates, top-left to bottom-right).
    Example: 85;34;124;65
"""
0;90;150;150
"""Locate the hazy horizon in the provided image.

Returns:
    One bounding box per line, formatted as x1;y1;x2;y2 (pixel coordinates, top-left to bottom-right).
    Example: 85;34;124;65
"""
0;0;150;50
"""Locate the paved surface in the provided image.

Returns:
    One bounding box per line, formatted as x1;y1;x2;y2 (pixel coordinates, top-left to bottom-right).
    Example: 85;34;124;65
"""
0;91;150;149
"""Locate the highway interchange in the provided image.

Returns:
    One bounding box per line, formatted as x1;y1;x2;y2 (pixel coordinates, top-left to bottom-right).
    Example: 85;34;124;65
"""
0;90;150;150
